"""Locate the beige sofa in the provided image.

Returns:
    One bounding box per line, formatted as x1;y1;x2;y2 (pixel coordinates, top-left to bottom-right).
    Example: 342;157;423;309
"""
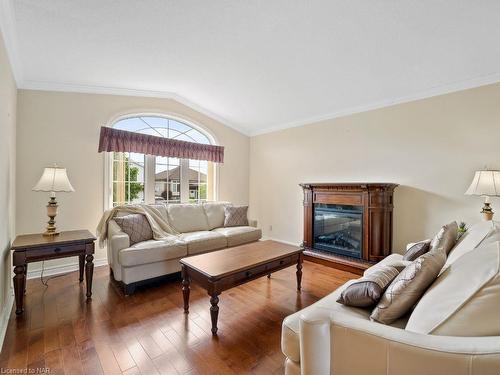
107;202;261;294
282;221;500;375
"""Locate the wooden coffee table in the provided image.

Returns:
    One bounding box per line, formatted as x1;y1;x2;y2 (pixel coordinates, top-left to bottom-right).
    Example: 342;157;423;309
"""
180;240;303;335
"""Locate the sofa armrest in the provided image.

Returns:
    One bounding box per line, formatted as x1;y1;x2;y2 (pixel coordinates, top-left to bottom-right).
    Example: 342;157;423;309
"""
108;219;130;270
249;219;258;228
329;311;500;375
299;312;330;375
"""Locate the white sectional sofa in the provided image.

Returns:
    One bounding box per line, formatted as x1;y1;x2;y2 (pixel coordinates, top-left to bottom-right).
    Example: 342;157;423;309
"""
282;221;500;375
107;202;261;294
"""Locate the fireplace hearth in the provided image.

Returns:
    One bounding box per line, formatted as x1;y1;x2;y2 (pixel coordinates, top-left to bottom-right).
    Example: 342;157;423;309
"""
301;183;397;274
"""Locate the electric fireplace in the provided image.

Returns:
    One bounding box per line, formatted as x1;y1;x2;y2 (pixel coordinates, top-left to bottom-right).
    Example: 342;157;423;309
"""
300;183;397;273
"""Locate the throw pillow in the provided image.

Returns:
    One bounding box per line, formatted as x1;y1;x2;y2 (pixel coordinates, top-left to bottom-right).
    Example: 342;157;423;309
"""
406;241;500;336
364;259;411;276
370;249;446;325
403;239;431;261
430;221;458;255
224;205;249;227
114;213;153;245
337;265;400;307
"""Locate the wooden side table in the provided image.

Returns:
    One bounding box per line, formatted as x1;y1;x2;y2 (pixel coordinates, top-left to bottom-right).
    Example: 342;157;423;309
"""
11;230;96;315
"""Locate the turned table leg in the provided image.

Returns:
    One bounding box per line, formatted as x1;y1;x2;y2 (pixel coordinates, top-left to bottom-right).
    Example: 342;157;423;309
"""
79;254;85;282
85;254;94;299
296;253;303;291
13;265;25;315
181;265;190;313
210;293;220;335
23;264;28;294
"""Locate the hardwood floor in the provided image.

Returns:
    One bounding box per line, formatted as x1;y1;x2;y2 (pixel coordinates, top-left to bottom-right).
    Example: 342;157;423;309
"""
0;261;356;374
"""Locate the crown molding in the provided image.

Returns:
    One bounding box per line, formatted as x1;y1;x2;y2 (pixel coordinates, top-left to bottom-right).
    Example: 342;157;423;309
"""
15;72;500;139
19;71;500;139
249;72;500;136
0;0;23;84
19;80;251;136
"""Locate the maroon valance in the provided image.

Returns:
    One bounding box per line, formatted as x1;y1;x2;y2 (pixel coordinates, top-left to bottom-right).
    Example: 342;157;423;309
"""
98;127;224;163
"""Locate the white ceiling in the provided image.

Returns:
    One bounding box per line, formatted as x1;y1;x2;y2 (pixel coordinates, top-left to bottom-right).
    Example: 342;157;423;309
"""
3;1;500;135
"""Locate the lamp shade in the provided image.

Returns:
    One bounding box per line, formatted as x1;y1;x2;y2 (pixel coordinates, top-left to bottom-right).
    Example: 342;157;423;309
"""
465;170;500;196
32;167;75;192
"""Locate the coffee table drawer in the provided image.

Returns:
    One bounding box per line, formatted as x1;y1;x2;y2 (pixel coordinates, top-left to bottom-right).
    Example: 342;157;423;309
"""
221;255;295;286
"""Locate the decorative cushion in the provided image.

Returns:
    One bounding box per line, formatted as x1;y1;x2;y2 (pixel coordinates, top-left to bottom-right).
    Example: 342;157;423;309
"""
363;254;411;276
337;265;400;307
166;203;209;233
370;249;446;325
224;205;249;227
203;202;231;230
403;239;431;261
114;214;153;245
430;221;458;255
406;241;500;336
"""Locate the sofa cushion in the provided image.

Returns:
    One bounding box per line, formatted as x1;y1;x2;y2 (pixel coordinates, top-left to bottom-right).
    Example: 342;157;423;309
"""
167;204;209;233
203;202;231;230
148;203;169;219
282;279;369;363
479;221;500;246
224;205;249;227
178;231;227;255
441;221;499;274
119;238;187;266
406;241;500;336
370;249;446;325
114;214;153;245
212;226;262;247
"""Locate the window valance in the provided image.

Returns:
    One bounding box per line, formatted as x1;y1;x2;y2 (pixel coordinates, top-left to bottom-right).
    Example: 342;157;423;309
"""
98;126;224;163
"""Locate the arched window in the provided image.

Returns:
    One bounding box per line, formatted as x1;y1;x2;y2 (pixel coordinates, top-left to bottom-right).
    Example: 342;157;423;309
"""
106;115;217;207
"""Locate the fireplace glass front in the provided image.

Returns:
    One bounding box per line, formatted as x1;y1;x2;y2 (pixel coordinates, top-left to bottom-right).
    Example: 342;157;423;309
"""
313;203;362;258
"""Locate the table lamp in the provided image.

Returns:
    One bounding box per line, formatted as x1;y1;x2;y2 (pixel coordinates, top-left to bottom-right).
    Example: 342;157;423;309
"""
32;165;75;236
465;170;500;221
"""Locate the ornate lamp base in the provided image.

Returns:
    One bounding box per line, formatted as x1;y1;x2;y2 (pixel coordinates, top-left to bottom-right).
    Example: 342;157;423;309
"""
43;196;60;237
481;202;494;221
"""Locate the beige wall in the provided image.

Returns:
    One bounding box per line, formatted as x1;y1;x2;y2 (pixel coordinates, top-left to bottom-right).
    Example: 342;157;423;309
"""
16;90;250;271
250;83;500;252
14;77;500;269
0;32;17;344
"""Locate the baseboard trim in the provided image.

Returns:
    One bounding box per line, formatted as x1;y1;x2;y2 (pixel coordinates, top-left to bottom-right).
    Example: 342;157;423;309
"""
0;292;14;352
27;258;108;279
262;237;301;247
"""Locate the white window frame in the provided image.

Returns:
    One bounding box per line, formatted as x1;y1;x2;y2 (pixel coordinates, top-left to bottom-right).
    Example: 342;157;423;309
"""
103;113;219;209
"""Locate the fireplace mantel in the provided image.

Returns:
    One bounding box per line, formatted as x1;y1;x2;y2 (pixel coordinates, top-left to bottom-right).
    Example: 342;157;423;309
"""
300;182;398;274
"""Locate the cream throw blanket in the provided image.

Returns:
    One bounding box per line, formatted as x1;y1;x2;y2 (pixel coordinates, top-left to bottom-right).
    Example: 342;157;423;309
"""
96;204;179;247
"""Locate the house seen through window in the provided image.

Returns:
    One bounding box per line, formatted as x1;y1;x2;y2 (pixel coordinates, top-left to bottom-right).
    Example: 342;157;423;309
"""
110;116;216;207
